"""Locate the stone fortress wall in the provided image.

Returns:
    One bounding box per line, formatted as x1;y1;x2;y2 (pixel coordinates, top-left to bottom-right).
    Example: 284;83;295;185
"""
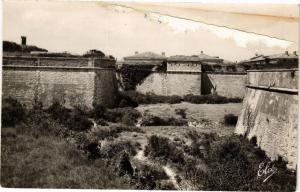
2;56;117;109
136;72;202;96
235;68;298;170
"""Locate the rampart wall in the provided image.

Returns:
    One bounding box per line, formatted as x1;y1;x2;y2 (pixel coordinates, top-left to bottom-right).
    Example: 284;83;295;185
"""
135;72;201;96
202;72;246;98
235;68;298;169
135;71;246;97
2;56;117;109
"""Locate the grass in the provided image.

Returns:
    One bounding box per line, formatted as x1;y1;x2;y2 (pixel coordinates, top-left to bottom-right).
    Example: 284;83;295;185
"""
1;126;131;188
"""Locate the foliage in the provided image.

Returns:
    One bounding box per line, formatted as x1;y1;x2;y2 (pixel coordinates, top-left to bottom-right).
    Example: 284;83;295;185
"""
175;108;187;119
133;162;170;190
47;102;93;132
183;94;242;104
2;97;26;127
1;122;130;189
90;125;144;141
224;113;238;126
101;140;139;159
145;135;185;164
118;91;242;106
92;104;141;126
140;114;187;126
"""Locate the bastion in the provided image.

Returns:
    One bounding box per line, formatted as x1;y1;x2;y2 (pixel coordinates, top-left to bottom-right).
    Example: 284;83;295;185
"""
235;51;298;169
2;55;118;109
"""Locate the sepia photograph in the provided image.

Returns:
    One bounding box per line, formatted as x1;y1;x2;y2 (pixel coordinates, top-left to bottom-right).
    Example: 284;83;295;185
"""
1;0;298;191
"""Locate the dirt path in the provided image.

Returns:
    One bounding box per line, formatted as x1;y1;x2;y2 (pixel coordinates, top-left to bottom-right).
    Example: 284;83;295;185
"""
163;165;180;189
133;146;181;190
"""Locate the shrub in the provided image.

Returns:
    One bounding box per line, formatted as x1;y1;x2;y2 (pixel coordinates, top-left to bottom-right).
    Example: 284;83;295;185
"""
2;97;26;127
46;102;92;132
121;109;141;126
145;135;185;165
93;104;107;119
224;114;238;126
101;140;138;159
119;91;182;105
140;115;187;126
115;92;139;108
134;162;169;190
183;94;242;104
175;108;187;119
66;110;93;132
92;125;144;140
46;101;71;123
118;152;134;176
201;135;296;191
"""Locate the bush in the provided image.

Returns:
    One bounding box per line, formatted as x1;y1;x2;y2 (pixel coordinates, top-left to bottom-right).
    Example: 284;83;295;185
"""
140;115;187;126
175;108;187;119
134;162;170;190
118;152;134;176
93;104;107;119
119;91;182;105
145;135;185;165
92;106;141;126
121;109;141;126
183;94;243;104
47;102;92;132
2;97;26;127
92;125;144;140
201;135;296;191
46;101;71;123
101;140;138;159
117;91;242;106
224;114;238;126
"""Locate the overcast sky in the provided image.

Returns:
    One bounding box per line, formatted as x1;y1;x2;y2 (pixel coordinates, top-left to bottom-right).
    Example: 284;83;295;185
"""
3;1;299;62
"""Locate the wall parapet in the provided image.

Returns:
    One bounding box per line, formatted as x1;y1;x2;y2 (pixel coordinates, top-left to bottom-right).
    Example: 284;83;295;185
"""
3;56;116;68
3;65;116;71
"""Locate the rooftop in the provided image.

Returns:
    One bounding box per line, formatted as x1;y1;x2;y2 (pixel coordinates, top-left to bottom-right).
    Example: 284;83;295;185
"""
124;51;167;60
168;51;223;62
242;51;298;63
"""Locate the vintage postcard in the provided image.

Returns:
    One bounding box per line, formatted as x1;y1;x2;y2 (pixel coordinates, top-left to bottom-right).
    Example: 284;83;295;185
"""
1;0;298;191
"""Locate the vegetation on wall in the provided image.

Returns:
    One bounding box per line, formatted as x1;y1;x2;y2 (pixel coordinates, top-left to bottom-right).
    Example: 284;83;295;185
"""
117;65;157;90
3;41;48;53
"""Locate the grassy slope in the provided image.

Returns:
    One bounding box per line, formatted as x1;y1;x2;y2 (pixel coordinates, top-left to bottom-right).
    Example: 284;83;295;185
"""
1;126;131;189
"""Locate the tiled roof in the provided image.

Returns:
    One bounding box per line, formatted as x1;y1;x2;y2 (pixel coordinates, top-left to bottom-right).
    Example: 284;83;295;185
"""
124;52;166;60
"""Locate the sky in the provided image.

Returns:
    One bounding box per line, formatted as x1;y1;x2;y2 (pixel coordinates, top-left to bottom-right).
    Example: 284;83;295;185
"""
3;1;299;62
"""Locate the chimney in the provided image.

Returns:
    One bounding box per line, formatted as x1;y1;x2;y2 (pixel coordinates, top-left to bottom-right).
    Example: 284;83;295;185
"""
293;51;297;56
200;50;203;54
135;51;139;55
285;51;289;55
21;36;26;46
161;52;165;56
